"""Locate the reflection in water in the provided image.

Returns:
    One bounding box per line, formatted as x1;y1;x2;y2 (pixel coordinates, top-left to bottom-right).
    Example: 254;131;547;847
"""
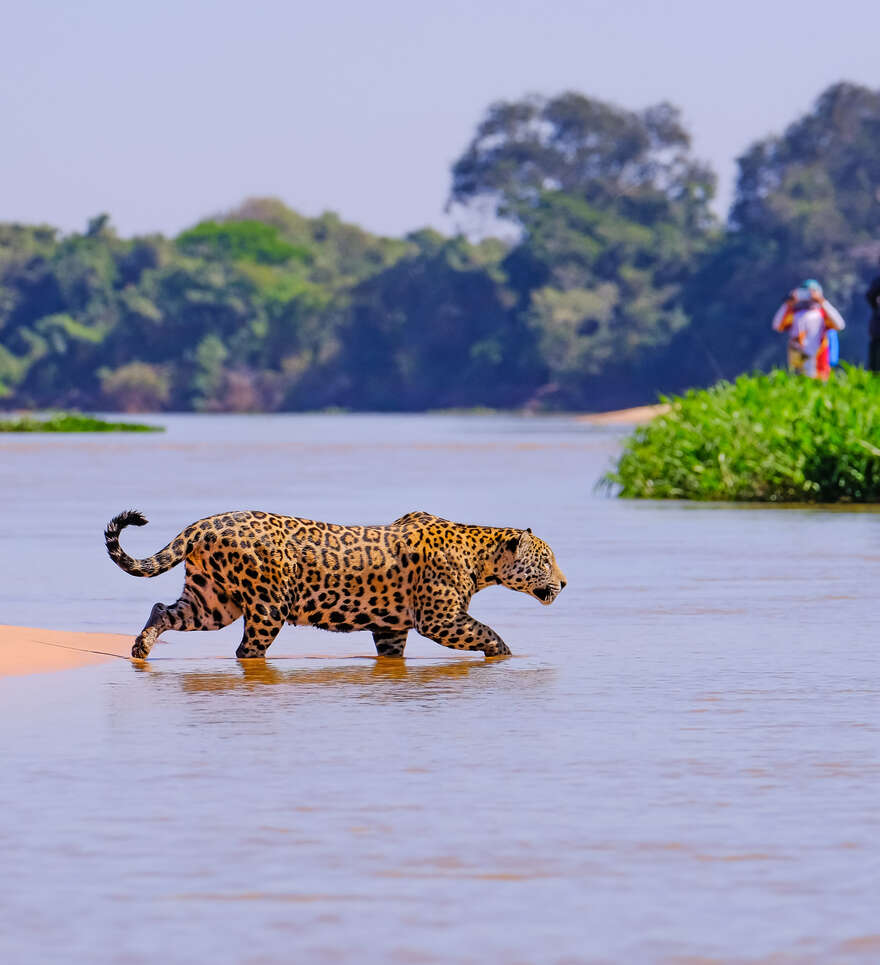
182;657;487;691
136;656;553;704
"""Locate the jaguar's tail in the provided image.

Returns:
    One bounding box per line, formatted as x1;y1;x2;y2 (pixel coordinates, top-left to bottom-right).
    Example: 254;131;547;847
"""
104;510;189;578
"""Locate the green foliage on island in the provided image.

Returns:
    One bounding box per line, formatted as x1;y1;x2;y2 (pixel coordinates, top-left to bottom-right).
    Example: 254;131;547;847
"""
0;412;162;432
1;83;879;413
604;367;880;502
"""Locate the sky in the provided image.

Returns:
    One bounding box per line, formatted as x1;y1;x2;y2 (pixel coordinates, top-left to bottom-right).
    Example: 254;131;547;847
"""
1;0;878;240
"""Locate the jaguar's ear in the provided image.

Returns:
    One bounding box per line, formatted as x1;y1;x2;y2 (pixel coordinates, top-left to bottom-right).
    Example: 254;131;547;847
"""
504;528;533;554
505;529;532;556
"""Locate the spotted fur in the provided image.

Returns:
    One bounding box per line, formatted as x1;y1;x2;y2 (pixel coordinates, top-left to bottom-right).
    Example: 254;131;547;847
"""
104;509;566;660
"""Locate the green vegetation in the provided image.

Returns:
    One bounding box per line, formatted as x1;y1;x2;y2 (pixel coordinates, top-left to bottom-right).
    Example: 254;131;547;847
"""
0;412;162;432
604;367;880;502
177;219;312;266
1;83;879;413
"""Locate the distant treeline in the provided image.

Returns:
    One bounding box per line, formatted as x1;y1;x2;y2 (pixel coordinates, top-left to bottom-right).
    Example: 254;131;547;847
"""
2;82;879;413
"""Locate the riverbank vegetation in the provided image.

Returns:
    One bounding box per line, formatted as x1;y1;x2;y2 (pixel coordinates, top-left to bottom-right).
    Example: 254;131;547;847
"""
604;367;880;502
1;82;879;413
0;413;161;432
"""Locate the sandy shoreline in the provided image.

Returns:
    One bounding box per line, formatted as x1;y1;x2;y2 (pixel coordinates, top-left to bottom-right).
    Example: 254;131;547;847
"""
0;625;132;678
577;403;670;425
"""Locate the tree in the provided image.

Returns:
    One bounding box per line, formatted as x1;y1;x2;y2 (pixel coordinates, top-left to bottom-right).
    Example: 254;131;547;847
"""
450;92;715;235
100;361;171;412
732;83;880;245
450;92;717;406
177;219;311;266
330;233;537;410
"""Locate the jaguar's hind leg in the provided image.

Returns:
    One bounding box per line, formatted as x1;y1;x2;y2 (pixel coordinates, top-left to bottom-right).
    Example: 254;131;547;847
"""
132;603;168;659
131;585;242;659
235;603;290;659
373;630;408;657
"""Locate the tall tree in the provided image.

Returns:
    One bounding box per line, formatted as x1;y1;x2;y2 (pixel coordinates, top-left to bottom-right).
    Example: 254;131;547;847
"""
450;92;715;235
450;92;717;406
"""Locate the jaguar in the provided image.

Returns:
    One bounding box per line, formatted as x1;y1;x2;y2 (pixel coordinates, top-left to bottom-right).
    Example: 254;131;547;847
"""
104;509;566;660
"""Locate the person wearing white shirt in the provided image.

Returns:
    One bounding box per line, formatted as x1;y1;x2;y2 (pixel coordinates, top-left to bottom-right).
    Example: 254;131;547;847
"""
771;279;845;380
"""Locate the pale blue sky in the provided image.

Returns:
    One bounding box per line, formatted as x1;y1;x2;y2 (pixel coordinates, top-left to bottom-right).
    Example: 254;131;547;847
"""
1;0;877;239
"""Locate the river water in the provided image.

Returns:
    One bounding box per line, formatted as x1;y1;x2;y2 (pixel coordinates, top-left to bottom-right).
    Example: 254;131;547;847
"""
1;414;879;963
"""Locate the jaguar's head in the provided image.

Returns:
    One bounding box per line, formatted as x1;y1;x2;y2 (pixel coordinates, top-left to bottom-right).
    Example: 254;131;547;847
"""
493;529;566;605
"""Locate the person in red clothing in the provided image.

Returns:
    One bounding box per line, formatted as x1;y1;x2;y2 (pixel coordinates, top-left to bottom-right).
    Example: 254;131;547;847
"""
771;279;845;380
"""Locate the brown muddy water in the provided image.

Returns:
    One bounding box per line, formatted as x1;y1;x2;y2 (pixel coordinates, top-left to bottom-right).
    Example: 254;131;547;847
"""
2;414;880;964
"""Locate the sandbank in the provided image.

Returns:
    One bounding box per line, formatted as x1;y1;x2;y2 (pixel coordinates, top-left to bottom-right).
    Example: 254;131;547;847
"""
0;625;132;678
577;403;670;425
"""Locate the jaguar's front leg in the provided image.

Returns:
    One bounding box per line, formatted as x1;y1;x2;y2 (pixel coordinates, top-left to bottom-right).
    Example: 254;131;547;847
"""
373;630;408;657
417;611;511;657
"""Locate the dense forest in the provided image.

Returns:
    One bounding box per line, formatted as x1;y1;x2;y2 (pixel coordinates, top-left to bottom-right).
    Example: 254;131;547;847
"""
2;81;879;413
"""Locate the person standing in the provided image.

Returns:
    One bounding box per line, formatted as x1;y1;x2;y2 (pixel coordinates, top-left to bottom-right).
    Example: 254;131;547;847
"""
866;260;880;372
772;279;845;381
